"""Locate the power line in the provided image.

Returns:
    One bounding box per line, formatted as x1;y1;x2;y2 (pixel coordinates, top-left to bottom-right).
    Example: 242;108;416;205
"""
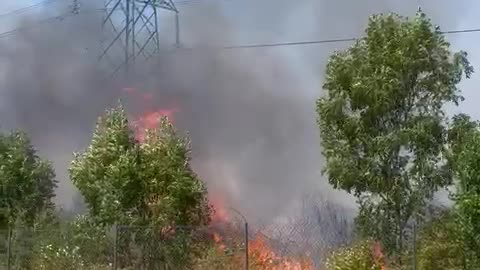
222;28;480;50
221;28;480;49
222;37;357;49
0;16;63;38
220;28;480;49
0;0;62;18
442;28;480;35
0;8;104;38
1;6;480;49
0;0;204;18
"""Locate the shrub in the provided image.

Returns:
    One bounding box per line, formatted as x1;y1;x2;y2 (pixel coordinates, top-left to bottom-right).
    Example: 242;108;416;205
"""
325;240;384;270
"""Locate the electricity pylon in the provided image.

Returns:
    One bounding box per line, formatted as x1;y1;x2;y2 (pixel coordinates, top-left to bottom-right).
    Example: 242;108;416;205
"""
99;0;179;76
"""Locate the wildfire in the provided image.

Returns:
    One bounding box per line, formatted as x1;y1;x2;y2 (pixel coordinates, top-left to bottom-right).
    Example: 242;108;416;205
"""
133;109;177;141
372;242;387;270
210;194;230;224
210;198;314;270
210;228;314;269
249;233;314;270
124;87;313;269
123;87;178;142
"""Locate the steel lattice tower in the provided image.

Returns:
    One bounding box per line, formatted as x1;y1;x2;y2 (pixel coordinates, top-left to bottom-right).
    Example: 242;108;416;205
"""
99;0;179;76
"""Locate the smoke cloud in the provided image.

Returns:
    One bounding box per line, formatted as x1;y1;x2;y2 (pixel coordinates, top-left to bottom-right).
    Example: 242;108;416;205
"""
0;0;469;226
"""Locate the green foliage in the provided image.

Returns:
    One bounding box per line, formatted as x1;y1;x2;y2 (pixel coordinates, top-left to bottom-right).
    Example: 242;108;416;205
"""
325;240;384;270
6;215;111;270
316;10;472;255
192;246;239;270
416;209;478;270
140;120;211;227
415;207;480;269
447;114;480;260
69;103;211;227
69;105;139;225
0;131;57;229
69;104;212;269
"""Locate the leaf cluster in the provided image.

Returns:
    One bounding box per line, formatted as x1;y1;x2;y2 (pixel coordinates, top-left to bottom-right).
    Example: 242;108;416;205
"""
447;114;480;258
316;11;473;254
415;209;477;270
69;104;211;228
0;131;57;229
324;240;384;270
318;11;472;198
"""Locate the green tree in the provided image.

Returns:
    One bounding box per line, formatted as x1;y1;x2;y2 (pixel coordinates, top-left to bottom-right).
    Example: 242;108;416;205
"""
447;114;480;262
416;208;467;270
316;11;472;256
69;105;140;225
70;104;212;269
69;103;211;227
0;131;57;229
140;119;211;227
324;240;383;270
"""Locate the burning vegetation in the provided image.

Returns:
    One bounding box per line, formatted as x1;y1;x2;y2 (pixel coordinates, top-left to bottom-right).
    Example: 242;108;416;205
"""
121;86;391;270
210;202;315;269
124;87;315;269
2;5;479;270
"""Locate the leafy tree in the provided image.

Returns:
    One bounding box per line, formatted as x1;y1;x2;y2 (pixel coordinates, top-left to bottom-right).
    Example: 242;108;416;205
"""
69;103;211;227
0;131;57;229
69;105;140;225
447;114;480;262
416;208;468;270
316;10;473;256
140;119;211;227
324;240;384;270
70;104;212;269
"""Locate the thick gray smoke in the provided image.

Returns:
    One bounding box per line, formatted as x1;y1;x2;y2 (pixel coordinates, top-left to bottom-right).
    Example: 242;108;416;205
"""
0;0;469;226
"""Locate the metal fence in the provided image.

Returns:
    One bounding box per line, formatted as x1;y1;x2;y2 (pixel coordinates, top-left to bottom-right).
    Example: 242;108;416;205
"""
0;221;334;270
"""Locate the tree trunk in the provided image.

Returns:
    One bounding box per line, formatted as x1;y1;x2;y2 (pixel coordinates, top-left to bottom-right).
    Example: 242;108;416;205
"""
396;203;404;265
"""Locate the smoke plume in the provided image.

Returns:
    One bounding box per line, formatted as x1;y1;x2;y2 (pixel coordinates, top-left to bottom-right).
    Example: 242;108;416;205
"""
0;0;469;226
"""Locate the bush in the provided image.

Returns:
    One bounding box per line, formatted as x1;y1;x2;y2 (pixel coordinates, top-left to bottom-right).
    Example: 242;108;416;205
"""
416;210;480;270
193;246;239;270
325;240;384;270
16;215;111;270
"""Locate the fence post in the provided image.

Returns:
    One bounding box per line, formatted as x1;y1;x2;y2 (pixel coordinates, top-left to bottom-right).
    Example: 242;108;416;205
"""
113;224;118;270
413;220;417;270
6;226;11;270
228;207;248;270
245;222;249;270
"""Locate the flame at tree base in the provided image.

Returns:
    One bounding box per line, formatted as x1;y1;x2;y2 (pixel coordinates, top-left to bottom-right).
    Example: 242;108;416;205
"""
206;197;314;269
373;242;387;270
249;233;314;270
204;229;314;270
124;87;387;270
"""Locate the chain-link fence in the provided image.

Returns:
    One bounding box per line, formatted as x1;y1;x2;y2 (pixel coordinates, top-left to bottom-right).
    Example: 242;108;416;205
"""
0;229;10;270
114;223;248;270
0;220;343;270
0;225;115;270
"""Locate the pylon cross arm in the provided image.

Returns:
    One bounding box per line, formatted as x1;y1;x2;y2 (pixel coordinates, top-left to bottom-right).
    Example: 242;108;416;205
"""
135;0;178;12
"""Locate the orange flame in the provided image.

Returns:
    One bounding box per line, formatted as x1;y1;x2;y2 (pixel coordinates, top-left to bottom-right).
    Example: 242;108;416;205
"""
123;87;178;142
124;87;313;269
210;196;314;270
133;109;177;142
209;194;230;224
249;233;313;270
372;242;387;270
